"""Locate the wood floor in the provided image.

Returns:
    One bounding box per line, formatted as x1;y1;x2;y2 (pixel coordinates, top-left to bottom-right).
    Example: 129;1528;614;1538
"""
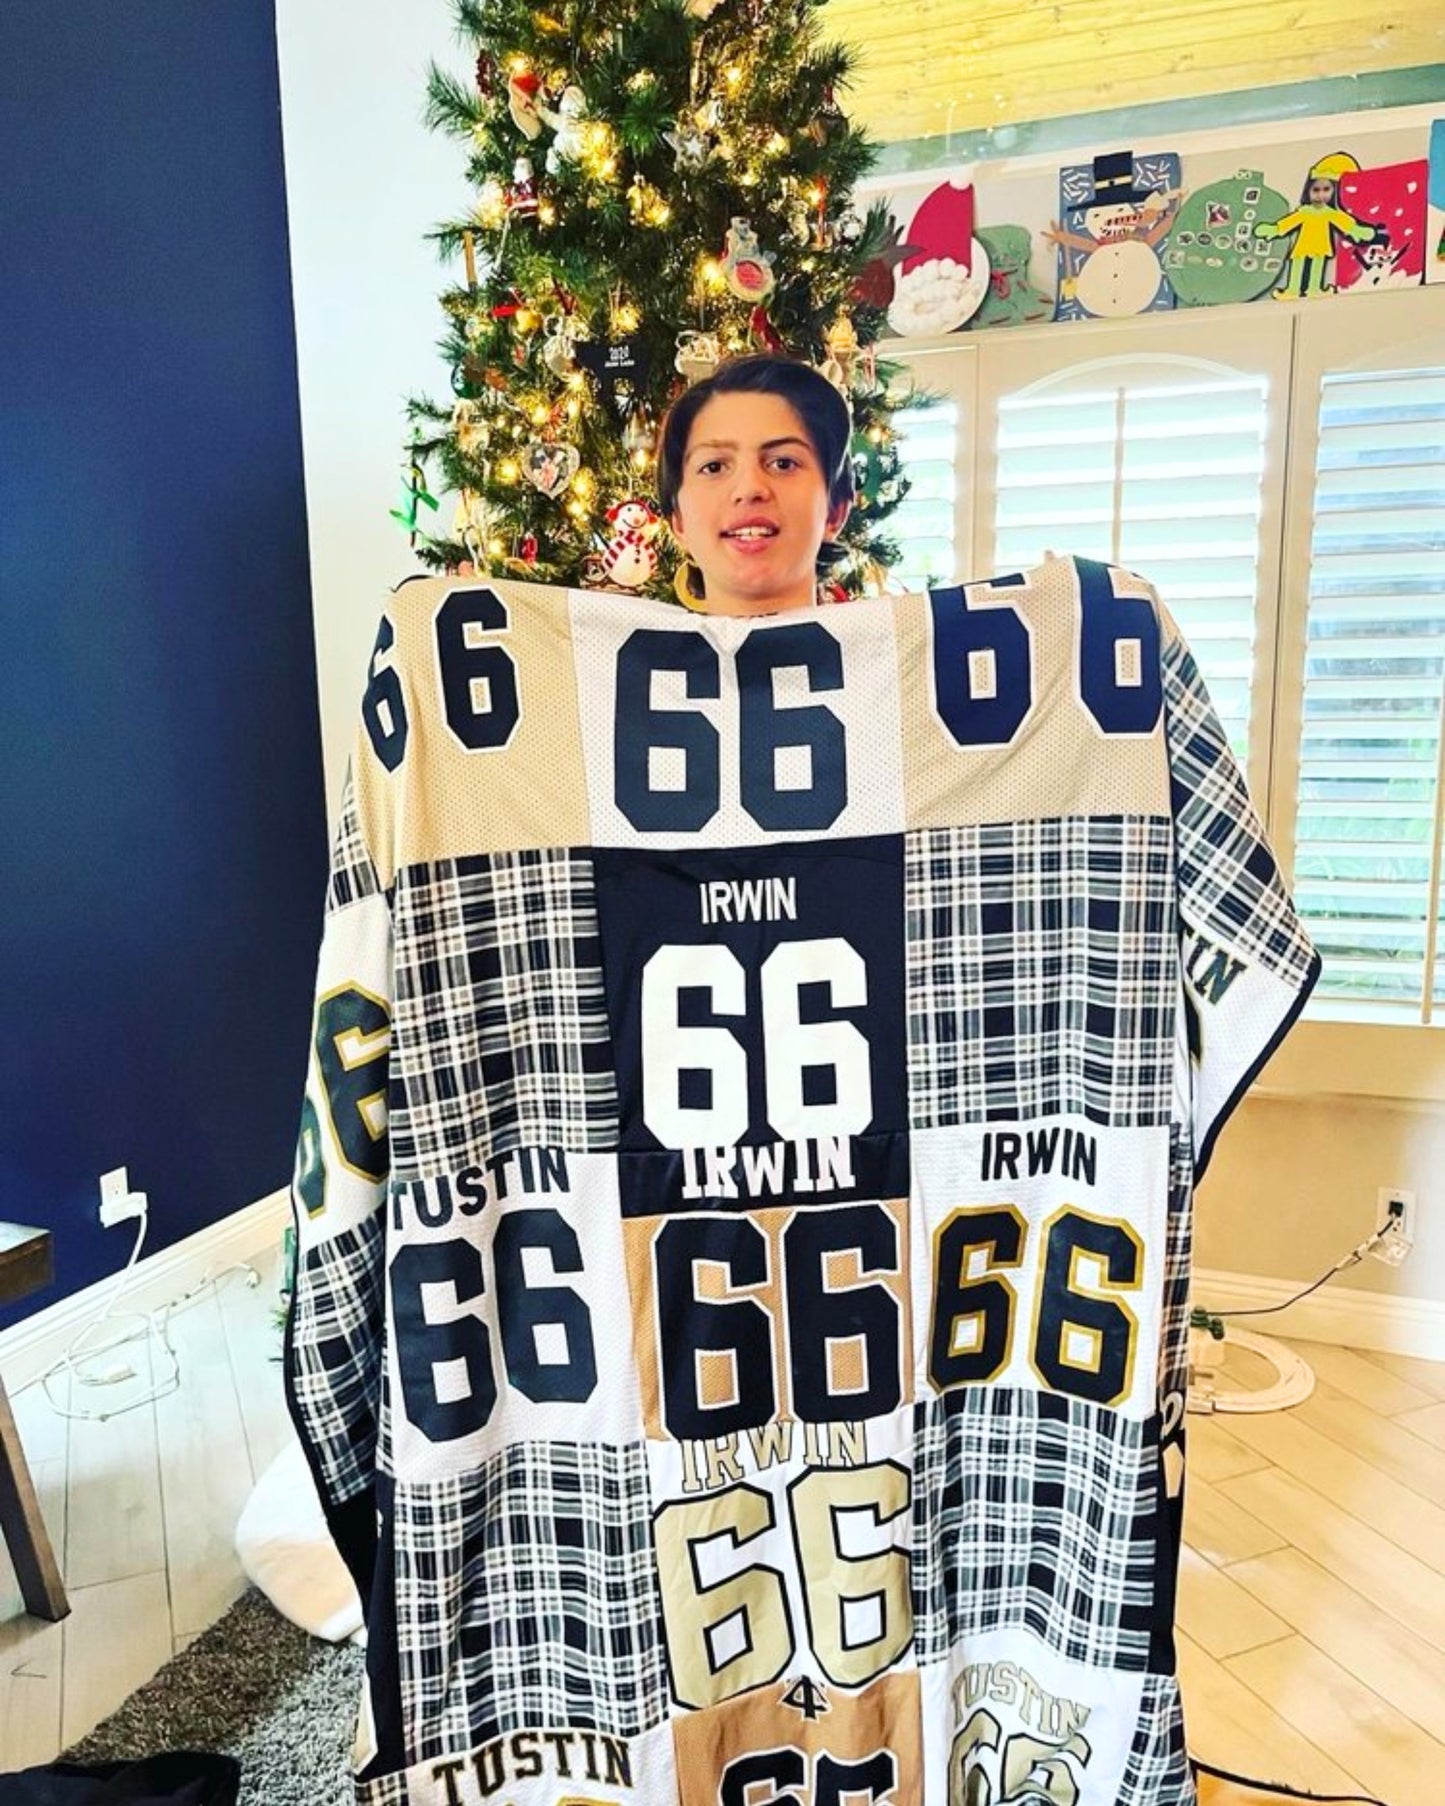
1;1258;1442;1802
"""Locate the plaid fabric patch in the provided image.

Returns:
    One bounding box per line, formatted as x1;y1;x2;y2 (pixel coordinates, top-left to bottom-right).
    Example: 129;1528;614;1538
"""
906;817;1175;1127
1164;636;1315;989
356;1773;406;1806
287;1212;386;1505
1119;1674;1194;1804
328;765;384;914
390;850;618;1175
911;1386;1156;1670
391;1440;665;1756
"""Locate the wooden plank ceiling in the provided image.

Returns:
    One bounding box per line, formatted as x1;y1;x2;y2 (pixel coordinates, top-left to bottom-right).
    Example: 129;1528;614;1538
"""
821;0;1445;145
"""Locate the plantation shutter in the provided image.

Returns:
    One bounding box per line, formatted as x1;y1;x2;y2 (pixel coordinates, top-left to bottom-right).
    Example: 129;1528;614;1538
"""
886;345;978;594
1268;287;1445;1023
992;376;1269;761
888;396;961;593
1285;366;1445;1016
973;310;1292;800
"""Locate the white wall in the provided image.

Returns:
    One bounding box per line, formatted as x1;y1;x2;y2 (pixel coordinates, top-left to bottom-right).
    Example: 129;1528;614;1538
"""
275;0;460;806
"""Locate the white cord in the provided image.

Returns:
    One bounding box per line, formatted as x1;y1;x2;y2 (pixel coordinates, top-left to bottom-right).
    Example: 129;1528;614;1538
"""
37;1211;263;1424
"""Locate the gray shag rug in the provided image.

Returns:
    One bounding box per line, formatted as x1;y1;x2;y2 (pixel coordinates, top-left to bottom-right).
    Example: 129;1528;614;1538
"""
63;1589;363;1805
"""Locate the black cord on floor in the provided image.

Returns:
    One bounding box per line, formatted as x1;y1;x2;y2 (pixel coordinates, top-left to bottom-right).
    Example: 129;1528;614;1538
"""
1191;1754;1389;1804
1211;1249;1366;1320
1192;1226;1389;1333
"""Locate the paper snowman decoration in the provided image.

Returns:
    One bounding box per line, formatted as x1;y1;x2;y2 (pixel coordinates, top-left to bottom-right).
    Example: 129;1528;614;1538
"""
1052;150;1180;321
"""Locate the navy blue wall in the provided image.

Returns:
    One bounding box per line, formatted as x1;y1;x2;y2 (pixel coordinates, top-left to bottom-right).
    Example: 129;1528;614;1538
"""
0;7;325;1326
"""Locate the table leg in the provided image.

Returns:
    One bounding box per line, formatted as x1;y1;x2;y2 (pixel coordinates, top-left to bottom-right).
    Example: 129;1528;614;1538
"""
0;1370;69;1621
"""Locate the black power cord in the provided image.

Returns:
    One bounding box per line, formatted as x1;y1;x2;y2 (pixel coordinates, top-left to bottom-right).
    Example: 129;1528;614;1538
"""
1191;1754;1390;1804
1191;1224;1393;1338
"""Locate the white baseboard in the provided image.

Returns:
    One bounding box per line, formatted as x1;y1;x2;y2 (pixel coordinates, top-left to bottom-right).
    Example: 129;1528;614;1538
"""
1192;1265;1445;1362
1;1189;292;1393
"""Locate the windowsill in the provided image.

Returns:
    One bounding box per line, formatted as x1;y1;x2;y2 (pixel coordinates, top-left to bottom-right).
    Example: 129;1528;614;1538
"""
1252;1015;1445;1104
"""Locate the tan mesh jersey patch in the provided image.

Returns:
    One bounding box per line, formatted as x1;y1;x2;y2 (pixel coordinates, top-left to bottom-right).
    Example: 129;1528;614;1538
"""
355;576;594;878
671;1668;923;1806
897;557;1171;830
622;1200;912;1443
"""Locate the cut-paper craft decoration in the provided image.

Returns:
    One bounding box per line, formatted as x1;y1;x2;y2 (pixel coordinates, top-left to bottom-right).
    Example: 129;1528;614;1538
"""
1425;120;1444;286
1049;149;1180;321
1165;170;1290;306
1335;158;1428;291
1256;153;1374;299
967;225;1052;328
886;179;991;336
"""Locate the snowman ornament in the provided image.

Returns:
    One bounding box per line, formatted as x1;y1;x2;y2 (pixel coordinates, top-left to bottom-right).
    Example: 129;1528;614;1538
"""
600;498;662;589
1047;150;1179;319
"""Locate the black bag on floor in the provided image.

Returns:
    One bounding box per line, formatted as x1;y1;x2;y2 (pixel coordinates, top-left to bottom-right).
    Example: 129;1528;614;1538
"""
0;1753;240;1806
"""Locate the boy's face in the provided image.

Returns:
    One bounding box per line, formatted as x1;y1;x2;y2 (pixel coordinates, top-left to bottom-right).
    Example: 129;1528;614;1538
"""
669;390;851;617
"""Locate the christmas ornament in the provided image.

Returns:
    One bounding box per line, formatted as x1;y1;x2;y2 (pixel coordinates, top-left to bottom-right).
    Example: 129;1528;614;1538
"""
674;330;721;384
522;439;581;496
806;85;845;147
508;69;543;139
538;84;587;173
507;157;540;221
475;51;496;100
599;498;662;589
542;313;586;378
389;436;440;545
665;123;711;170
622;406;657;463
820;313;858;390
453;488;492;563
576;336;649;412
519;533;539;565
451;398;490;454
454;356;510;399
808;178;833;251
749;306;784;352
722;218;776;301
1163;172;1291;307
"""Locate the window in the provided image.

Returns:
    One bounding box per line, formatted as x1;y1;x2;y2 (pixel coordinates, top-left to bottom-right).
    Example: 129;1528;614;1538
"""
893;287;1445;1069
888;396;962;593
992;373;1270;761
1288;364;1445;1020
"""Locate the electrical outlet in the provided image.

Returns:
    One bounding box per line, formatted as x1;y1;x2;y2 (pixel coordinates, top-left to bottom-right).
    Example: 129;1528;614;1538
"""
1373;1186;1416;1265
99;1166;147;1228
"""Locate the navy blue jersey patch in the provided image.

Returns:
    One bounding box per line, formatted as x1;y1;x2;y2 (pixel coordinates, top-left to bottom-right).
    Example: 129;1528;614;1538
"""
593;836;908;1214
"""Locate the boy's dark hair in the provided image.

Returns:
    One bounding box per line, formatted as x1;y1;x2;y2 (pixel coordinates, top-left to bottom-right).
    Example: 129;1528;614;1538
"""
657;354;856;521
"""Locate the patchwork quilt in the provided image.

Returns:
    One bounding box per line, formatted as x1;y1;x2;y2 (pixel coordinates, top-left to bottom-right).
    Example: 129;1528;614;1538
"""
285;556;1318;1806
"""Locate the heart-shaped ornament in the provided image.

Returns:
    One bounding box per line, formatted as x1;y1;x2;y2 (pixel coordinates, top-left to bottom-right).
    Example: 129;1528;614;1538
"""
522;440;581;496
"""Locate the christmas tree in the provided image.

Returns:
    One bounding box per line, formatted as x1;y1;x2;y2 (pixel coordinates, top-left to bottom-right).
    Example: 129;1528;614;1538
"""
398;0;918;602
